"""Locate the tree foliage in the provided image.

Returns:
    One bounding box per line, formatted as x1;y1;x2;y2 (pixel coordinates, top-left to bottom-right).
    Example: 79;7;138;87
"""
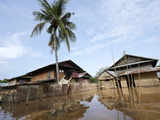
31;0;76;82
90;78;98;83
95;66;108;78
0;79;8;83
31;0;76;51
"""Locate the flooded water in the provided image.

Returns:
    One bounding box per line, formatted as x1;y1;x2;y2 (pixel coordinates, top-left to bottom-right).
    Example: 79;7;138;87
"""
1;87;160;120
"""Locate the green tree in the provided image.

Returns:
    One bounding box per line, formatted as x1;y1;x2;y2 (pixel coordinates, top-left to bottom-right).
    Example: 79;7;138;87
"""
31;0;76;83
95;66;108;78
90;77;98;83
0;79;8;83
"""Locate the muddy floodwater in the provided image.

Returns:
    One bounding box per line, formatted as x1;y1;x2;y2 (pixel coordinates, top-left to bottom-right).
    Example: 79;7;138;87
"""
1;87;160;120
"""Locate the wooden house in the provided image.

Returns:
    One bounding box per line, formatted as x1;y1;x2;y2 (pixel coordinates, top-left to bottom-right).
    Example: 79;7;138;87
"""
26;60;91;83
97;54;160;89
8;60;92;86
96;70;115;89
107;54;160;88
97;70;114;81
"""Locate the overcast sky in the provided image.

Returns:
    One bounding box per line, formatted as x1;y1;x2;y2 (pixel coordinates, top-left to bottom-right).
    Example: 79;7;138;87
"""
0;0;160;79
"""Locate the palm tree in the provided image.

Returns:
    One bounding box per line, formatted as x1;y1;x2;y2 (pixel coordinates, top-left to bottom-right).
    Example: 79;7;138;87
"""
31;0;76;83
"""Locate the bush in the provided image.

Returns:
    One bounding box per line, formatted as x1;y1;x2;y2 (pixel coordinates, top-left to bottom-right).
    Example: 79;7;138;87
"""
0;79;8;83
90;78;98;83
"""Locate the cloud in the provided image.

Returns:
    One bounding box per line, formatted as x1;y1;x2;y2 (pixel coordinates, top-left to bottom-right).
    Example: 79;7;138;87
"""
72;0;160;58
90;26;128;43
90;33;107;43
0;32;28;60
0;60;8;64
85;0;160;47
0;31;42;63
72;42;109;56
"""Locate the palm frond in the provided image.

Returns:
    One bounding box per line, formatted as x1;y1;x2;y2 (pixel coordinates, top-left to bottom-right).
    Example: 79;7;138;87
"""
66;28;76;42
65;36;70;51
62;12;71;21
32;0;76;53
48;33;54;47
49;33;60;51
38;0;57;19
62;12;76;29
58;18;76;51
66;21;76;29
38;0;51;12
33;11;50;21
47;24;54;34
31;22;46;37
54;0;68;17
58;28;65;40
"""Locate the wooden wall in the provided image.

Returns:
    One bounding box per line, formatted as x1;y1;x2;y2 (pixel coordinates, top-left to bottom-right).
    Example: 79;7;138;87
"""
120;72;159;88
101;71;159;89
134;72;159;87
100;80;114;89
31;70;65;82
32;71;54;82
8;80;17;86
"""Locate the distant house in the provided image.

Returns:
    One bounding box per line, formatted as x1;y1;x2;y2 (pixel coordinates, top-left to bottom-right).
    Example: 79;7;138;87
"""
8;60;92;86
97;70;114;81
101;54;160;88
96;70;115;89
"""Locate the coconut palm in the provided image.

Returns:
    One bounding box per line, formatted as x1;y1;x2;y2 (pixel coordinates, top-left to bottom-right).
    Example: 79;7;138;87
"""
31;0;76;83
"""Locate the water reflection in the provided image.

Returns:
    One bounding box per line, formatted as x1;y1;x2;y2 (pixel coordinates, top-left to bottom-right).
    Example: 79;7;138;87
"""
98;87;160;120
0;91;96;120
1;87;160;120
80;95;132;120
0;106;16;120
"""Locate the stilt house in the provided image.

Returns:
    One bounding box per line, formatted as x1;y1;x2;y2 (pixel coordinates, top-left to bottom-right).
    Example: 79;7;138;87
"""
107;54;160;88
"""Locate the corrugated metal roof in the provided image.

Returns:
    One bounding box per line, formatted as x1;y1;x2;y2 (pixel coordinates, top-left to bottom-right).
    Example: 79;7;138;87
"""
72;72;89;78
97;71;114;80
110;60;155;69
26;60;85;76
117;67;160;76
109;54;158;71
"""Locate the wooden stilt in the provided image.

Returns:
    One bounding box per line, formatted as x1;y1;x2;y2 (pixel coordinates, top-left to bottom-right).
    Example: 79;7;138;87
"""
131;74;136;88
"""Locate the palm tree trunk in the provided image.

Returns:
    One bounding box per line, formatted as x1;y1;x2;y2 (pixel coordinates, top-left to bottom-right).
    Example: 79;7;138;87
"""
54;34;59;83
55;48;59;83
